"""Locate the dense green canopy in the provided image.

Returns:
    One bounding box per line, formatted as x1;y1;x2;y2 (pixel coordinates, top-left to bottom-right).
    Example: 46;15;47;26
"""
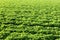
0;0;60;40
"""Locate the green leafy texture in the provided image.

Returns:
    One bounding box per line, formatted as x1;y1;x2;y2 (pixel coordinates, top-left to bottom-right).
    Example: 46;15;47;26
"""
0;0;60;40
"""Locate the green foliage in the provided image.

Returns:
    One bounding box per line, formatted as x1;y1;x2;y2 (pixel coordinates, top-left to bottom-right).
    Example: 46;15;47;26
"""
0;0;60;40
